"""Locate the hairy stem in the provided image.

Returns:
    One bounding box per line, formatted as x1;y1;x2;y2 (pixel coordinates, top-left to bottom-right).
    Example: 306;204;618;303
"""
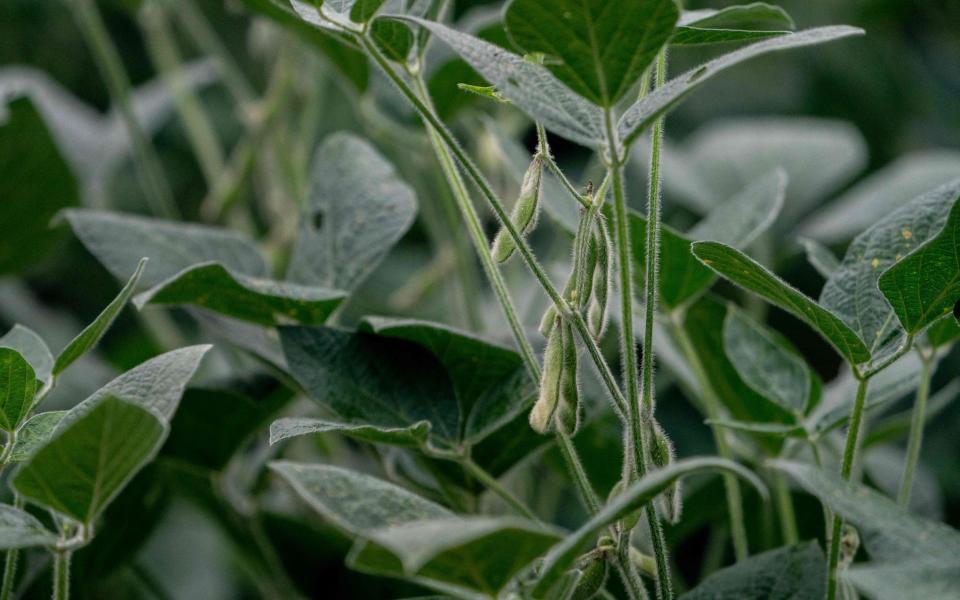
70;0;178;218
669;313;749;562
462;457;540;522
897;350;935;506
827;376;870;600
772;471;799;545
0;496;23;600
52;550;71;600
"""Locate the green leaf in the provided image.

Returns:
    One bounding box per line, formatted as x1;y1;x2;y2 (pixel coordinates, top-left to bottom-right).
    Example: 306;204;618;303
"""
503;0;679;106
269;416;430;447
723;306;814;415
821;181;960;362
0;325;53;385
13;396;167;524
706;419;807;439
280;320;531;449
133;262;346;326
618;27;864;146
798;237;840;280
692;241;871;365
349;517;560;596
0;96;79;275
878;191;960;335
673;3;795;46
288;133;417;292
70;345;212;424
371;19;414;63
8;411;66;463
925;313;960;348
679;542;824;599
774;458;960;599
0;348;37;432
0;504;58;550
63;209;267;288
800;151;960;243
400;17;605;147
53;257;147;376
533;457;766;595
350;0;386;22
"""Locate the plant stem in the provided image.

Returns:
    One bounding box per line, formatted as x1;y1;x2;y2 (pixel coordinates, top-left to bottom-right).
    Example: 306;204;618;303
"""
557;431;602;514
70;0;178;218
0;496;23;600
52;550;71;600
669;313;749;562
897;350;935;506
772;471;799;545
140;0;225;187
462;457;540;522
826;376;870;600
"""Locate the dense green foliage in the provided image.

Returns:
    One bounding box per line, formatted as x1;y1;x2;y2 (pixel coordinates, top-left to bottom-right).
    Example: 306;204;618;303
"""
0;0;958;598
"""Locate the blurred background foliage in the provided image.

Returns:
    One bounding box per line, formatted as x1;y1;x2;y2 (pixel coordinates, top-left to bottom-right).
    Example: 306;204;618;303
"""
0;0;958;597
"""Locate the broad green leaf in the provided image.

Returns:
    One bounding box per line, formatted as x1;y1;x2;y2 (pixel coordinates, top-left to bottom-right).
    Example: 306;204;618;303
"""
68;345;212;425
680;542;824;599
350;0;386;22
925;313;960;348
618;27;864;147
0;325;53;385
0;96;79;275
133;262;346;326
371;19;415;63
503;0;679;106
270;416;430;447
280;321;531;449
878;193;960;335
534;457;766;595
349;517;561;595
238;0;369;91
692;241;871;365
63;209;267;287
845;562;960;600
288;133;417;292
400;17;605;147
53;257;147;376
800;151;960;243
163;382;293;471
626;170;785;310
706;419;807;439
0;504;57;550
359;317;531;442
723;307;813;416
8;411;66;463
674;3;795;46
13;396;167;524
0;348;37;432
821;180;960;362
799;237;840;280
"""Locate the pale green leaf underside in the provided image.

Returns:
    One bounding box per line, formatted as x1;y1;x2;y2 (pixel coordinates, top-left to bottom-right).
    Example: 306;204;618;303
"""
8;411;66;463
692;241;871;364
53;257;146;376
269;416;429;447
878;191;960;335
0;504;58;550
798;237;840;280
0;348;37;432
13;396;167;524
534;457;767;595
134;262;346;326
618;27;864;146
723;307;811;415
820;180;960;361
680;542;824;600
63;209;267;287
288;132;417;292
0;325;53;384
401;17;605;147
504;0;679;106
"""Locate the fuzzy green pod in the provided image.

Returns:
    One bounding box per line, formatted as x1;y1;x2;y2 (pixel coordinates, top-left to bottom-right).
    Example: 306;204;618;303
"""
650;422;682;523
492;155;543;263
553;320;580;435
538;304;558;337
530;316;564;433
587;217;612;338
571;554;608;600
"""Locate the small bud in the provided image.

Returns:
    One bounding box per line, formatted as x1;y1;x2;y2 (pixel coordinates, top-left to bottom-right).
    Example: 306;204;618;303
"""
530;318;564;433
587;217;612;338
571;554;608;600
554;321;580;435
650;422;682;523
492;155;543;263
